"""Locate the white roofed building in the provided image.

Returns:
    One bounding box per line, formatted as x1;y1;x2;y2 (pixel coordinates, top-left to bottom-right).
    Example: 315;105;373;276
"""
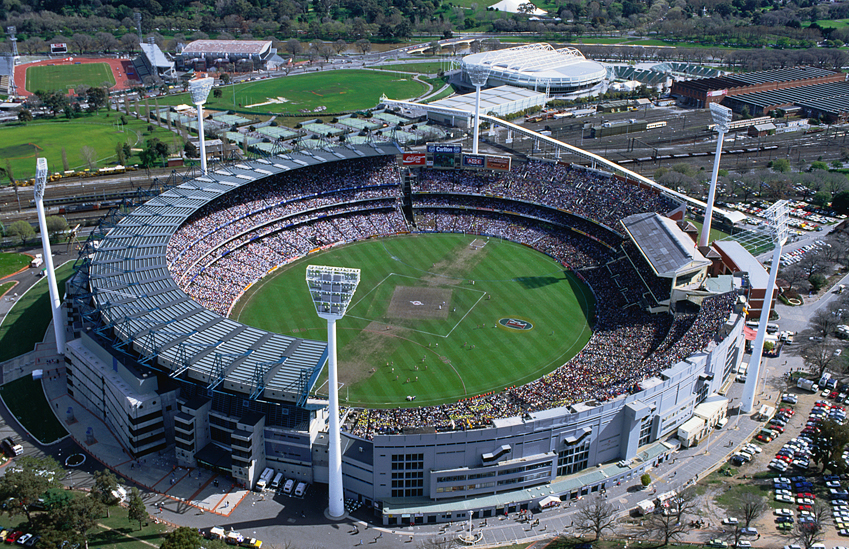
459;43;606;95
425;85;547;128
178;40;277;72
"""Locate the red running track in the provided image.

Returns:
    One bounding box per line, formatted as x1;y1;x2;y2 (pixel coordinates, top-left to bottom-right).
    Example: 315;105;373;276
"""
14;57;139;97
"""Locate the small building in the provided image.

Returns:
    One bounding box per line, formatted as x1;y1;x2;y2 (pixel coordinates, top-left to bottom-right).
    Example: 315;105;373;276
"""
711;239;776;320
677;416;705;448
748;122;776;137
677;394;727;447
426;85;547;129
597;99;634;113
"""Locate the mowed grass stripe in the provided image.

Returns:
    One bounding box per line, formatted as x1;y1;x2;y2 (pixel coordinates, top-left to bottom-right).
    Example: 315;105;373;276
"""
26;63;115;93
233;234;594;408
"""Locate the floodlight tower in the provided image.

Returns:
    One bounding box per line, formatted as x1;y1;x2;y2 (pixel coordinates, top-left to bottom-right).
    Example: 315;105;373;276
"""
305;265;361;519
700;102;732;248
466;64;491;155
5;27;17;97
741;200;789;414
34;158;66;355
189;77;214;175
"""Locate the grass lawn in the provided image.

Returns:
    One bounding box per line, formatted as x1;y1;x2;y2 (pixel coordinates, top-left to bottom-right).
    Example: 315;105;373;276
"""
89;510;172;549
0;282;15;298
0;262;75;362
375;62;450;74
0;112;181;181
157;70;427;116
25;63;116;94
804;19;849;28
0;375;67;444
714;482;773;510
233;234;594;408
687;218;731;244
0;253;32;278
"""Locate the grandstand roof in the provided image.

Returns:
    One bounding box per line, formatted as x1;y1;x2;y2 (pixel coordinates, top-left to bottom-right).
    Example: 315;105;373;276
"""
712;239;768;289
674;66;840;93
140;41;173;69
181;40;273;56
461;44;606;89
430;85;546;114
622;213;710;277
87;142;402;403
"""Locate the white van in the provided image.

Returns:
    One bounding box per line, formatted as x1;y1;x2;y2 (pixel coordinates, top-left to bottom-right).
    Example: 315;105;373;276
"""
271;472;284;491
283;479;294;495
294;482;307;497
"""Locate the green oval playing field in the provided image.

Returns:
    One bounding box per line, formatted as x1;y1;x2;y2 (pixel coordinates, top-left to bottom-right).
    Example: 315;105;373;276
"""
232;234;595;408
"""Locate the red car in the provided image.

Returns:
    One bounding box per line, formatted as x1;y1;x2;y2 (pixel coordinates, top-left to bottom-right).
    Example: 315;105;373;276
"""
776;455;792;463
757;434;772;443
779;408;795;415
5;532;22;544
798;504;813;511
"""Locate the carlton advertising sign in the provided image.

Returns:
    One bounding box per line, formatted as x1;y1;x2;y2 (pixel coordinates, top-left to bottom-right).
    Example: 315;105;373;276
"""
426;144;462;154
401;153;426;166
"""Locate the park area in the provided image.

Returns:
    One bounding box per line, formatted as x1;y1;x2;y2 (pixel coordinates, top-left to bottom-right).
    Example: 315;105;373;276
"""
25;63;116;94
158;69;428;116
0;112;181;181
232;234;594;408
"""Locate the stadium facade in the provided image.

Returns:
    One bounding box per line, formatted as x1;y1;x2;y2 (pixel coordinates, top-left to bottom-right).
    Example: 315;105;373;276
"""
459;43;606;95
176;40;280;72
64;142;749;524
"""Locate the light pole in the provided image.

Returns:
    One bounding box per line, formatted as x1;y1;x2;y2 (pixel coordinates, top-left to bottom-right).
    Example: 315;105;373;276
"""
34;158;65;355
189;77;213;175
742;200;789;414
306;265;360;520
700;102;732;248
465;65;491;155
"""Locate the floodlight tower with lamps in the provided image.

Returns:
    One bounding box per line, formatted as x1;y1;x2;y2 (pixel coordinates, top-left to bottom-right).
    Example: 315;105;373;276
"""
700;102;732;248
34;158;66;355
305;265;360;519
189;77;214;175
465;65;491;155
741;200;789;414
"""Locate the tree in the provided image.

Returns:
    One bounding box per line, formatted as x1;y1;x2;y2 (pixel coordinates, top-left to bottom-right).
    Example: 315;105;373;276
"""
61;148;69;172
127;487;146;531
812;191;832;208
8;221;34;247
184;141;198;158
575;494;617;541
17;109;33;122
734;492;767;528
641;488;699;546
333;39;347;54
45;217;68;241
161;527;202;549
90;471;120;518
220;73;230;85
80;146;97;171
115;142;126;166
56;496;104;549
810;273;827;292
0;456;62;521
809;419;849;473
834;190;849;215
355;38;372;54
640;473;652;488
772;158;792;173
802;340;838;379
285;39;303;57
86;87;108;113
212;88;222;99
787;501;831;548
139;138;169;168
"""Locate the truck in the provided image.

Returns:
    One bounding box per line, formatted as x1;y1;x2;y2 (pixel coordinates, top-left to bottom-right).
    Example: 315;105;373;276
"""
254;467;274;492
30;255;43;268
635;499;655;515
2;437;22;457
819;372;832;387
797;378;815;392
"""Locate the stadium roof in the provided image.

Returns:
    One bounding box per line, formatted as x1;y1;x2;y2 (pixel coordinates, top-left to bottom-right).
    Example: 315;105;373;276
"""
430;85;546;113
461;43;606;89
181;40;273;56
727;81;849;117
674;66;840;93
712;239;768;289
622;213;710;277
140;41;173;69
87;142;402;403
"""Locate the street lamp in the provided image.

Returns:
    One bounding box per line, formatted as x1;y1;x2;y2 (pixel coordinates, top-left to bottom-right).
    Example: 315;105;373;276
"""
741;200;789;414
700;102;732;248
305;265;360;519
34;158;66;355
189;77;213;175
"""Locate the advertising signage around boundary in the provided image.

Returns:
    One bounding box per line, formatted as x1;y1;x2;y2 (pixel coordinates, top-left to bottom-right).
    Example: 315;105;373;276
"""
707;89;727;97
486;155;511;172
426;144;462;154
462;154;485;169
401;153;426;166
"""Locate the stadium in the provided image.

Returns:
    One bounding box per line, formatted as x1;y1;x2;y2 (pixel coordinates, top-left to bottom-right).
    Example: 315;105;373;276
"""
458;43;607;95
64;138;748;525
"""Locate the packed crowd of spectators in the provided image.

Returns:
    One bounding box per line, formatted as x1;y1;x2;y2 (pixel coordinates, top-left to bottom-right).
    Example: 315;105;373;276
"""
413;162;679;236
163;155;737;436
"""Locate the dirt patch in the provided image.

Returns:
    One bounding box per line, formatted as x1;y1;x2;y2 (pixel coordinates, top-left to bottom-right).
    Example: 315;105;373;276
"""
386;286;452;320
422;238;488;285
337;323;398;385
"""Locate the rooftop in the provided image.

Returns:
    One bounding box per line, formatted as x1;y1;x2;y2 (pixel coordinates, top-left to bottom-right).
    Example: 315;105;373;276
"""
430;85;546;113
622;213;710;277
181;40;273;56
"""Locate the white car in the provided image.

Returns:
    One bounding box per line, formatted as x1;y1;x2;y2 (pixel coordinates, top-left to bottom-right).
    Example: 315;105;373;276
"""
723;517;739;525
776;494;794;503
745;444;762;454
774;509;794;516
828;481;842;488
736;542;752;548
